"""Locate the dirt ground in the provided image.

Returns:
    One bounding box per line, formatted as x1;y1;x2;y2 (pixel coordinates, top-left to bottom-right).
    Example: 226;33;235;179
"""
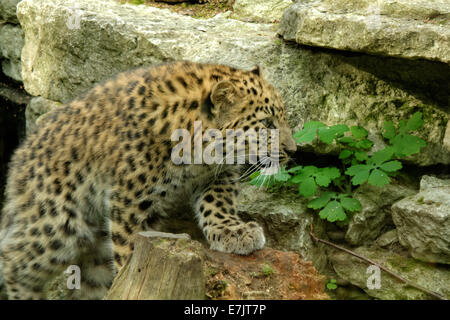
205;247;330;300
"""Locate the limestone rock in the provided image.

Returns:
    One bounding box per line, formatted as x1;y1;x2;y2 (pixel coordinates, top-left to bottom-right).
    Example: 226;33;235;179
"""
0;24;23;60
238;185;328;272
16;0;449;166
444;121;450;152
25;96;62;135
375;229;399;248
233;0;293;23
392;176;450;264
345;183;416;246
279;0;450;64
1;60;21;82
330;246;450;300
419;174;450;191
0;0;21;24
0;23;24;81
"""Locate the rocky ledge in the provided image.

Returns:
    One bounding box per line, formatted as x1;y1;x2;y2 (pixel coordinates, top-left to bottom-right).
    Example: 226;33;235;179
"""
392;175;450;264
279;0;450;64
15;0;450;166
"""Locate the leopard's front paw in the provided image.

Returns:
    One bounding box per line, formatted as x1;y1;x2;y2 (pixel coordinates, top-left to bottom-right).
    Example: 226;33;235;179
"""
207;221;265;255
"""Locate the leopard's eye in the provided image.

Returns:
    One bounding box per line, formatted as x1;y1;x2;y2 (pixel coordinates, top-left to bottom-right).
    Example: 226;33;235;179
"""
262;118;276;129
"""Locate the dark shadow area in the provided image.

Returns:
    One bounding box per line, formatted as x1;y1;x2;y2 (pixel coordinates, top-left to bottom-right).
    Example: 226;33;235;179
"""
0;69;29;205
290;148;450;188
297;43;450;112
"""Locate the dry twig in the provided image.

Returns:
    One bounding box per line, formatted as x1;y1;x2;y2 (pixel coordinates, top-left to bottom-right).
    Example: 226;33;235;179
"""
309;225;447;300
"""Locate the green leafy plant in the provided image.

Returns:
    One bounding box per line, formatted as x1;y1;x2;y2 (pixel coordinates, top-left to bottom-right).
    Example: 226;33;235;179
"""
250;112;426;223
326;279;338;290
262;262;274;277
382;112;426;157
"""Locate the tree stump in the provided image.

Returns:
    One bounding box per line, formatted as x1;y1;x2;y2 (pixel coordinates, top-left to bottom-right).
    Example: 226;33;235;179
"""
105;231;329;300
105;231;205;300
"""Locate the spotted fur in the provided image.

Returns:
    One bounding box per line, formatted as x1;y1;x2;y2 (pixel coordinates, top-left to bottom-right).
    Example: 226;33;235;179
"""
0;61;296;299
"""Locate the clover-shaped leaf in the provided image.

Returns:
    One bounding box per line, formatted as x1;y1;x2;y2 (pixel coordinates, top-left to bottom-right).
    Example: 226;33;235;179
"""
367;169;390;187
319;200;347;222
406;112;424;131
339;150;353;159
383;121;396;140
346;148;401;187
339;195;362;212
293;121;325;143
291;166;341;197
354;151;368;162
308;192;334;210
318;124;350;144
345;164;371;185
391;134;426;158
294;122;349;145
308;193;361;222
299;177;316;197
351;126;368;139
382;112;426;157
274;166;291;182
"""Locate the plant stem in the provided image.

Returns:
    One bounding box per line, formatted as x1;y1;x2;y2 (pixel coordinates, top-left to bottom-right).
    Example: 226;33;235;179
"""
344;174;352;194
336;183;346;194
309;225;447;300
340;159;352;194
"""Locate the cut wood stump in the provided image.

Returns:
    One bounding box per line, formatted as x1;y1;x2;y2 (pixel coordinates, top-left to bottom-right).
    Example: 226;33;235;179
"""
105;231;329;300
105;231;205;300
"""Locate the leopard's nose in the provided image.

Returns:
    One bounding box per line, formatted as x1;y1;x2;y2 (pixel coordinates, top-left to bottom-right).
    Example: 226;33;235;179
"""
283;136;297;154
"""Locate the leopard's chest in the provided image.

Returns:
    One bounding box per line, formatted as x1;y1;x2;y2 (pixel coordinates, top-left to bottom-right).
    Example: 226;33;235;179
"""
149;164;220;215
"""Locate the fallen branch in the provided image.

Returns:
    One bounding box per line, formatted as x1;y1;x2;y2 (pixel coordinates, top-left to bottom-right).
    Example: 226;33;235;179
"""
309;225;447;300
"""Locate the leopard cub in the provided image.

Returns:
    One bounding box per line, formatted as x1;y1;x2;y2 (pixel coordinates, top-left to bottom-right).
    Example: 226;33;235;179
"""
0;61;296;299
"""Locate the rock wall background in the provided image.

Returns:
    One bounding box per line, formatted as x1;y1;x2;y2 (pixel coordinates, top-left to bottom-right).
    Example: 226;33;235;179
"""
16;0;450;166
0;0;27;207
0;0;449;300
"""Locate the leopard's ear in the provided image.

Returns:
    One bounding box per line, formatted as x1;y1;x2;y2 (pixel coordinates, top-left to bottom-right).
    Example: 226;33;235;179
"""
250;65;261;76
209;80;239;117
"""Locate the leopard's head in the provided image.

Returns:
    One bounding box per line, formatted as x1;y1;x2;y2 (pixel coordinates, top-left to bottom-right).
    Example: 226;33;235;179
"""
207;66;297;170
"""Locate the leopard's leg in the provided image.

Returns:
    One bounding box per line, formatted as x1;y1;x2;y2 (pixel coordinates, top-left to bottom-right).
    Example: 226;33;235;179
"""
0;206;79;300
108;190;157;272
194;170;265;255
1;240;56;300
66;232;115;300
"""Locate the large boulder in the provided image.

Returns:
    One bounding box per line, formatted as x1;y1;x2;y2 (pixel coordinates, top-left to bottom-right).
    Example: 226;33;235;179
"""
0;0;21;24
419;174;450;190
0;23;24;81
233;0;293;23
238;185;329;272
25;96;62;135
279;0;450;64
444;120;450;151
17;0;449;166
392;175;450;264
330;246;450;300
345;182;416;246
